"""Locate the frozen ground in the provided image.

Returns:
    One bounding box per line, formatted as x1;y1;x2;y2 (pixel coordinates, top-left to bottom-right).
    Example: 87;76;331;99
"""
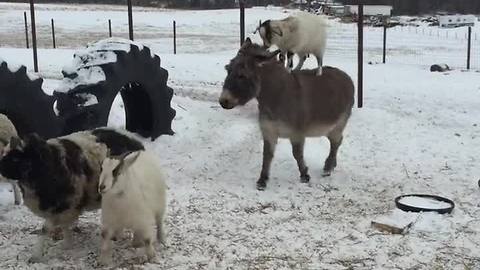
1;3;480;270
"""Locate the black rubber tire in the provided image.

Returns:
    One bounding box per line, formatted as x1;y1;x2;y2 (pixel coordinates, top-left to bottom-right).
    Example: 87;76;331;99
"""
55;42;176;141
0;61;64;139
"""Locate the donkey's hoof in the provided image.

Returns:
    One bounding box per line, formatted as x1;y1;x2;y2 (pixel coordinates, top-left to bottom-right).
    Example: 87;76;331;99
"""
300;174;311;183
256;181;267;191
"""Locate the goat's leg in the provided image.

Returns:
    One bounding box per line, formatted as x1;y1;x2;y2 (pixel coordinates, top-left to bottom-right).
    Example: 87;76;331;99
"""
11;181;22;205
323;134;343;176
316;55;323;75
294;53;307;71
144;237;156;262
61;224;74;249
99;228;114;266
278;51;286;65
291;137;310;183
156;212;166;246
29;220;52;263
257;137;278;190
286;51;294;72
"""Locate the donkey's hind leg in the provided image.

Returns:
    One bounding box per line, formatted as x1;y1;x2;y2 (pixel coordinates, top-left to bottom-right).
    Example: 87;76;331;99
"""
290;137;310;183
323;115;349;176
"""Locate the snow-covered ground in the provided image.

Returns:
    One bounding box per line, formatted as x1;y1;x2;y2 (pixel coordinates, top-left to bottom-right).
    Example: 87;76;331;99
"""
1;3;480;270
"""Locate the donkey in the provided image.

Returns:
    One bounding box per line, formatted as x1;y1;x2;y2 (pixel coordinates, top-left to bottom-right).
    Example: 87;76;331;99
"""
219;38;354;190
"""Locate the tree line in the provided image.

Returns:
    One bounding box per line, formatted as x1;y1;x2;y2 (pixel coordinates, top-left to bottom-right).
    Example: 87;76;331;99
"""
1;0;288;8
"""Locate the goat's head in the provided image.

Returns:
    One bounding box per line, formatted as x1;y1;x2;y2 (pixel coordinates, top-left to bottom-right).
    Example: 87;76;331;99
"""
256;20;282;47
220;38;280;109
98;151;141;194
0;134;46;181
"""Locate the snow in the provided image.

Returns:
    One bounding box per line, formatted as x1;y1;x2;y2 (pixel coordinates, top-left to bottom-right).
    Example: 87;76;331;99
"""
398;195;453;210
1;3;480;270
58;38;147;93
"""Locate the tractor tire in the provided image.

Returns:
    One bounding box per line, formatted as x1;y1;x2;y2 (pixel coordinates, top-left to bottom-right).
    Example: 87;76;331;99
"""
0;61;64;139
55;39;176;141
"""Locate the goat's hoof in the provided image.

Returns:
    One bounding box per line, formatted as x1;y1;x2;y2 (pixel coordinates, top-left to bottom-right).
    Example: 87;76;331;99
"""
28;255;44;264
300;174;311;183
98;256;113;267
256;180;267;191
322;170;332;177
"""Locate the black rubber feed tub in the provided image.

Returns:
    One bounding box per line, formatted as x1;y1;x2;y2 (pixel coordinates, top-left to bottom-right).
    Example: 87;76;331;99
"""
395;194;455;214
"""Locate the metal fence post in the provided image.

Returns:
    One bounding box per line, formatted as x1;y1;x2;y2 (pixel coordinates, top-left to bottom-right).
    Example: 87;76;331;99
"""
51;19;56;49
240;0;245;45
108;19;112;37
173;20;176;54
467;26;471;70
357;4;364;108
382;22;387;64
24;11;29;49
127;0;134;41
29;0;38;72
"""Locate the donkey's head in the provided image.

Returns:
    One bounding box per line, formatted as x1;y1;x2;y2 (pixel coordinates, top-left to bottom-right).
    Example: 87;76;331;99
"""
219;38;280;109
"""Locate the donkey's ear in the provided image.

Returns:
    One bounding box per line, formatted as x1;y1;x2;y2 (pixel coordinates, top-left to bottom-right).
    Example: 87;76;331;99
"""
256;49;281;66
112;151;141;177
240;37;252;50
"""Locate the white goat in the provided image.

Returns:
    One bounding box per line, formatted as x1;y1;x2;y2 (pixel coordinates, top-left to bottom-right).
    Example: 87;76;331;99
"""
257;12;328;75
98;150;167;266
0;113;22;205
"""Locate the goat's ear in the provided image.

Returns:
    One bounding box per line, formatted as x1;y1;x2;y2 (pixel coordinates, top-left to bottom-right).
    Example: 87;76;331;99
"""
112;151;141;177
9;136;24;150
23;133;44;145
271;26;283;37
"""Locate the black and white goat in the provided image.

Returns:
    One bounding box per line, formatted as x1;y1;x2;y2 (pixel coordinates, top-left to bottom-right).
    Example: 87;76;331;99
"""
0;128;144;262
256;12;328;75
98;150;167;266
0;113;22;205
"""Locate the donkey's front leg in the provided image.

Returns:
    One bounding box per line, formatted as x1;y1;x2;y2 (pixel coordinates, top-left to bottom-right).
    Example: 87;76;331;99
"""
290;137;310;183
257;137;278;191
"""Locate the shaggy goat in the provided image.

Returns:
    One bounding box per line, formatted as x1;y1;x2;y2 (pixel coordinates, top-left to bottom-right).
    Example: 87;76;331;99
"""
98;150;167;266
220;39;354;190
0;113;22;205
256;12;328;75
0;128;144;262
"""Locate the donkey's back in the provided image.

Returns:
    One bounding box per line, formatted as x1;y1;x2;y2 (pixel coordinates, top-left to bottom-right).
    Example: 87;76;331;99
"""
291;66;354;121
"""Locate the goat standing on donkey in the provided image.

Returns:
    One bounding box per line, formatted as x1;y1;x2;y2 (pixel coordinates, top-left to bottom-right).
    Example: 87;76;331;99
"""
219;38;354;190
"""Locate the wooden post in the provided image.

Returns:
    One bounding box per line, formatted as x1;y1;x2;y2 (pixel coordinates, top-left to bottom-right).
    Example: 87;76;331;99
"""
173;20;176;54
51;19;56;49
467;26;471;70
29;0;38;72
24;11;29;49
357;4;364;108
240;0;245;45
127;0;134;41
382;21;387;64
108;19;112;37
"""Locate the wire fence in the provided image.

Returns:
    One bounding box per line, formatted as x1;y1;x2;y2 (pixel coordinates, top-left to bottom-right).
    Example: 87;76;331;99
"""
327;23;480;70
2;9;480;71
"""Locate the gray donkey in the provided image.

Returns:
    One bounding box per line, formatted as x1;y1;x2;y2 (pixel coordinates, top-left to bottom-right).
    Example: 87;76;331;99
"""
219;38;354;190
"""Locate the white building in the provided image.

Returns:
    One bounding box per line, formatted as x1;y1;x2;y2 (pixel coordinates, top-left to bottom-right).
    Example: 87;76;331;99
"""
438;15;476;28
347;5;393;16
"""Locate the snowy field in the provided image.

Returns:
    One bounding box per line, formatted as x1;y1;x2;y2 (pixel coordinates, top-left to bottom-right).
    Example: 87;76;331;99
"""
1;3;480;270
